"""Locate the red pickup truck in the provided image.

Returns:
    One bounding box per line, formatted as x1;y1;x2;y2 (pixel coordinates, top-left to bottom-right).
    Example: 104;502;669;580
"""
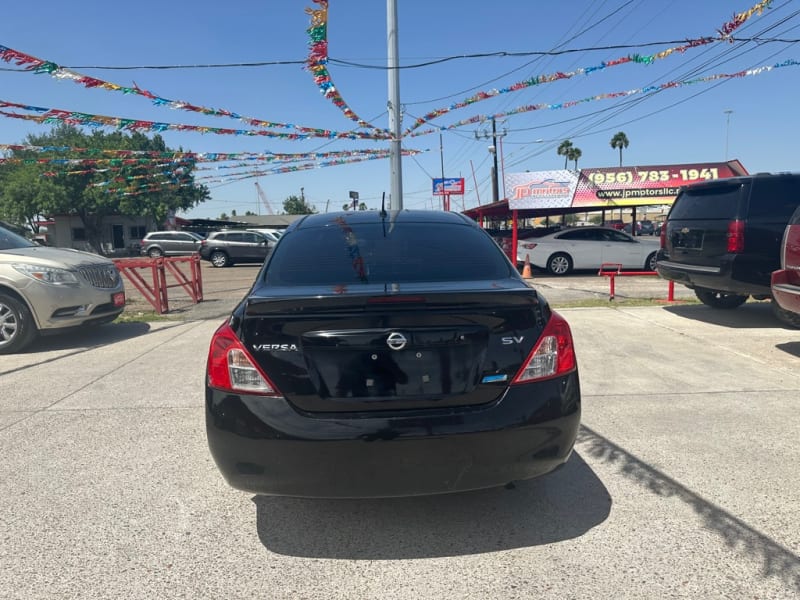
771;205;800;327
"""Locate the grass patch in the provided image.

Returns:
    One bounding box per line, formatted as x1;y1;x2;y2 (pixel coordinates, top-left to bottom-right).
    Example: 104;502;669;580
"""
115;310;178;323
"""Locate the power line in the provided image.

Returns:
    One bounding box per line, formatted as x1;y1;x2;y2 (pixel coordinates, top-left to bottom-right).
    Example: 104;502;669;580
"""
0;38;795;74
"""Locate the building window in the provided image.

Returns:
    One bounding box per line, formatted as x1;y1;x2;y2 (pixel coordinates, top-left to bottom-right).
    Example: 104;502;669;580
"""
72;228;87;241
129;225;147;239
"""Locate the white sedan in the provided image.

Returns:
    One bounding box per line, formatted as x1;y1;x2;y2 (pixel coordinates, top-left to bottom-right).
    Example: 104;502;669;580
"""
517;226;660;275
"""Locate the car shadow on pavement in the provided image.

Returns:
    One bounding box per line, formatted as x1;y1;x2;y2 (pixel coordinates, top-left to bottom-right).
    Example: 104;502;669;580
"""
577;425;800;591
252;452;611;559
776;341;800;358
23;321;155;353
663;302;789;329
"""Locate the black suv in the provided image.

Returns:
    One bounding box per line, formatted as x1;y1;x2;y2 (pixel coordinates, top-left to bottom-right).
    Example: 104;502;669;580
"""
199;230;273;267
656;173;800;318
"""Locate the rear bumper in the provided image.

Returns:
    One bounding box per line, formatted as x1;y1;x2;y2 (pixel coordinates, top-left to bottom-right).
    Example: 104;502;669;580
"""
771;268;800;314
656;256;772;296
206;372;581;498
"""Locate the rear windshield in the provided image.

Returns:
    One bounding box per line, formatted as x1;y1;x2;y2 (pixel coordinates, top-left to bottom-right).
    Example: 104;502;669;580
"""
265;221;512;285
669;182;745;220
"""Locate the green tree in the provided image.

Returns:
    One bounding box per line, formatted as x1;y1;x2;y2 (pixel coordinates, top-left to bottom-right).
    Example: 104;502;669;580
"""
610;131;629;167
283;195;316;214
219;212;229;221
0;163;64;232
0;124;209;253
342;202;368;211
557;140;573;169
567;146;582;170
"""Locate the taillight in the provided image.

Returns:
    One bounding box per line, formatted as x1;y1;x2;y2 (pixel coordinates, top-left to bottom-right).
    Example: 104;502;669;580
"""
659;225;666;248
521;243;538;250
727;219;745;253
511;311;577;384
206;321;281;396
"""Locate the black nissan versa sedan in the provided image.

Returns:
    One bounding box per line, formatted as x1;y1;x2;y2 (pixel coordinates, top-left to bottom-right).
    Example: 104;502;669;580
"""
205;210;581;498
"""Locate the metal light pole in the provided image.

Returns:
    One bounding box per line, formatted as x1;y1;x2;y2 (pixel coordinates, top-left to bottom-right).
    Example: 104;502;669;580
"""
724;109;733;160
475;116;506;204
387;0;403;209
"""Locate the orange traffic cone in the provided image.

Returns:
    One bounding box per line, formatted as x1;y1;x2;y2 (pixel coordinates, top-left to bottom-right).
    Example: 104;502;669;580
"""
522;254;532;278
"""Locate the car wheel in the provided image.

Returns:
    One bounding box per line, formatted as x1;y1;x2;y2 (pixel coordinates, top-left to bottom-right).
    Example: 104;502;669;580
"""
546;253;572;276
772;301;800;328
210;251;230;268
645;252;657;271
0;292;37;355
148;247;163;258
694;288;748;309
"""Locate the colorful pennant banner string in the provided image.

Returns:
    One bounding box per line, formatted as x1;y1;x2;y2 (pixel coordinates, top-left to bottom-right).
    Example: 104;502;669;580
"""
0;145;403;165
0;40;390;139
97;148;424;196
402;0;774;135
0;0;775;149
0;100;389;140
407;58;799;137
305;0;389;138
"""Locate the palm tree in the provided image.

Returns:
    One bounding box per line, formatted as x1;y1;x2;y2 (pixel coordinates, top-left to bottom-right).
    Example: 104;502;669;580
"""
557;140;573;169
567;146;582;170
610;131;629;167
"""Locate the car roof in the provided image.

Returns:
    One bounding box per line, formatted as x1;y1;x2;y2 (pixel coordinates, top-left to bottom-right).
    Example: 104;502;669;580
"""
524;226;628;240
291;210;476;230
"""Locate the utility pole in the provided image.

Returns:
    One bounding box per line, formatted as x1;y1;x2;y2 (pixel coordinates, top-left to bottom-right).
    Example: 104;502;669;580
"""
387;0;403;209
475;116;507;203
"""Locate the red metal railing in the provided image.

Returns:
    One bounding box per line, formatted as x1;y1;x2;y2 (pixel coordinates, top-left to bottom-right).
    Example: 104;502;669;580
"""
597;263;675;302
113;255;203;314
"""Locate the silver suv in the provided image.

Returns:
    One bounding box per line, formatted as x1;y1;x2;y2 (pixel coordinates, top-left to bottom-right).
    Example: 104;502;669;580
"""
199;230;273;268
140;230;204;258
0;224;126;354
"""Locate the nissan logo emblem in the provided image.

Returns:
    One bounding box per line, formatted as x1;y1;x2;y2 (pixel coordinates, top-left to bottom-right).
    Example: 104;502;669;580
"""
386;332;408;351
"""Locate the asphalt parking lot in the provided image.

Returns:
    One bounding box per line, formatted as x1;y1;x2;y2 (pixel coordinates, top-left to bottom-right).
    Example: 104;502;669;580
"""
1;264;799;599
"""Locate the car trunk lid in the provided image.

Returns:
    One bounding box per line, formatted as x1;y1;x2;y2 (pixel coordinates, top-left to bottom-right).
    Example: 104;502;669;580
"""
236;282;549;413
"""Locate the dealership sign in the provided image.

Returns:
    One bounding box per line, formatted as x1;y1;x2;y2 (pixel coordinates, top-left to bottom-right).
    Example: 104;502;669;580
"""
433;177;465;196
506;170;578;209
506;161;747;209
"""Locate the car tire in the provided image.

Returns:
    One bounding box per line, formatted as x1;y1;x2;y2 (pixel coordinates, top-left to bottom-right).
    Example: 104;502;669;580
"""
771;301;800;328
147;247;163;258
645;252;657;271
694;288;748;309
210;251;230;268
546;253;572;276
0;292;38;355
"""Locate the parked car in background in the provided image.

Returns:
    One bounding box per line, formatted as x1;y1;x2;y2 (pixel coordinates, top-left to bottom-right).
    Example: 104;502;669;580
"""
205;210;581;498
622;221;642;235
517;226;659;275
771;204;800;326
0;223;125;354
656;173;800;324
199;230;273;267
639;220;655;236
604;219;626;230
245;228;282;244
140;231;204;258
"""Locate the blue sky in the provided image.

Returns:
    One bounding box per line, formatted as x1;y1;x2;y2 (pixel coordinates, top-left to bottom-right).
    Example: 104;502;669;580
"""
1;0;798;219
